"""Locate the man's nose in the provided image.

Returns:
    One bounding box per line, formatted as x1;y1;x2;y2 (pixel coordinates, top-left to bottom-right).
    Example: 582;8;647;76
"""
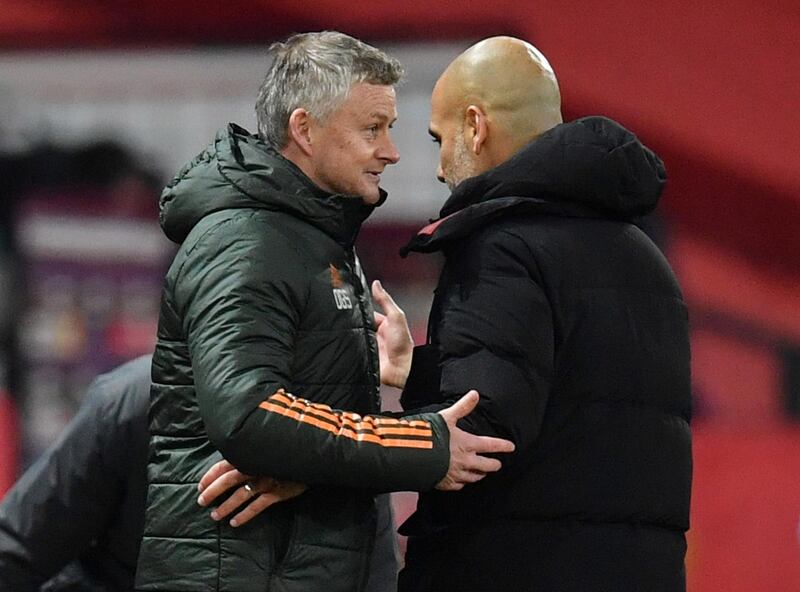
436;164;445;184
379;135;400;164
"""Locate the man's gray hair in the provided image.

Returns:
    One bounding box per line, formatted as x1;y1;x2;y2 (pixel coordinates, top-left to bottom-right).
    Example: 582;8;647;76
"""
255;31;404;149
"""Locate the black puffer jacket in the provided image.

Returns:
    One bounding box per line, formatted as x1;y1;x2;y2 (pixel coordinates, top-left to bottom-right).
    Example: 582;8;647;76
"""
135;125;449;592
398;117;692;592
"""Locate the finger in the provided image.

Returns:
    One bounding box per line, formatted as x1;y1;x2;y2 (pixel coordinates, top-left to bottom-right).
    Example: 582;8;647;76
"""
371;280;388;314
255;476;278;492
198;459;234;492
462;454;503;474
372;280;402;316
281;482;308;498
468;433;516;455
210;485;254;521
229;493;279;527
438;467;493;491
435;479;464;492
230;483;308;527
374;311;386;328
456;469;490;484
438;390;480;423
198;469;249;506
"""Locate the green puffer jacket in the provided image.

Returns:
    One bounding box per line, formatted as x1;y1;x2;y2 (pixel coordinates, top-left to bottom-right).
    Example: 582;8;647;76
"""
135;124;449;592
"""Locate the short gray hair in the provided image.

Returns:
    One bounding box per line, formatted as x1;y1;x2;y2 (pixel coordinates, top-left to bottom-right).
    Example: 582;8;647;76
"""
255;31;404;148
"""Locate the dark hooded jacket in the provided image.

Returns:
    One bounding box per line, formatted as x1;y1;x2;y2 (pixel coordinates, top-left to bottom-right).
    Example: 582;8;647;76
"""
398;117;692;592
135;125;449;592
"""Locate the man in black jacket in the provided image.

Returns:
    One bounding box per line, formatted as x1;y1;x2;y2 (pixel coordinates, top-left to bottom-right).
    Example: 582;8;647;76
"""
389;37;693;591
0;356;403;592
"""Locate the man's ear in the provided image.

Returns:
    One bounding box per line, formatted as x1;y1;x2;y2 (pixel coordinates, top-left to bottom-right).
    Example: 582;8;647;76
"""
286;108;313;157
465;105;488;156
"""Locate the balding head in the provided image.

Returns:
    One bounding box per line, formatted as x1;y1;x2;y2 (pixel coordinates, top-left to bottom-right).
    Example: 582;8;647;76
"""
429;36;562;189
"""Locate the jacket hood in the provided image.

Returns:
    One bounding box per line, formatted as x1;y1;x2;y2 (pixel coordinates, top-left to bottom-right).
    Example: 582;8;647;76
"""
159;123;383;246
402;116;666;255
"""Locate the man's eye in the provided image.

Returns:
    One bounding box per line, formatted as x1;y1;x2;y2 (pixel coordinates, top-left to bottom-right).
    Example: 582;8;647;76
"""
431;137;441;145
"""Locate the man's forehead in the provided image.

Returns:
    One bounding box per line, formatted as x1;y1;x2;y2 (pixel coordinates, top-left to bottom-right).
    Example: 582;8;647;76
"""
429;88;448;129
348;82;395;101
343;83;397;115
430;75;454;117
369;110;397;121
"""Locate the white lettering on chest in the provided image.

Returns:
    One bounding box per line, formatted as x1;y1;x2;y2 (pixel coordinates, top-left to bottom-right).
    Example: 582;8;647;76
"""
333;288;353;310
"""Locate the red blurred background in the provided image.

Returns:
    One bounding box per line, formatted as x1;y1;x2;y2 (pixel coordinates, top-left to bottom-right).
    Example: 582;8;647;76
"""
1;2;798;590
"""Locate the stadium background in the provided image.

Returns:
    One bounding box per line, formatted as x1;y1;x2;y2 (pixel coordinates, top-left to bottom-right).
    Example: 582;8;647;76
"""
0;1;798;590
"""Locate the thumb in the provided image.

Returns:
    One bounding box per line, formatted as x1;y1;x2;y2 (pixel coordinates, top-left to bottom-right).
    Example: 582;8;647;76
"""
371;280;388;311
439;390;480;424
372;280;399;314
373;310;386;328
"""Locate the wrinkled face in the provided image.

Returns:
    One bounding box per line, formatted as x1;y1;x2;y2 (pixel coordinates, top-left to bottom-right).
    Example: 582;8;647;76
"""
309;83;400;204
429;80;478;191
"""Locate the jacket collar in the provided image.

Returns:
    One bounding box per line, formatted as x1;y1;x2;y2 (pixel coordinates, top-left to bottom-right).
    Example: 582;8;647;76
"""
402;116;665;255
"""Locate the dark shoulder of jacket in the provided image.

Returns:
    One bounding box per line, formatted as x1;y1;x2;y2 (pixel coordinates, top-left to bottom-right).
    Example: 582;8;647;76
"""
165;209;316;330
496;213;683;299
444;215;549;286
86;356;152;426
172;208;313;280
84;356;152;473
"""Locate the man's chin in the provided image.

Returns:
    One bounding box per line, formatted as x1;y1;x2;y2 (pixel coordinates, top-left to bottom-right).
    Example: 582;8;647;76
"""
446;173;476;192
446;179;460;191
361;193;381;205
443;172;461;191
358;186;382;205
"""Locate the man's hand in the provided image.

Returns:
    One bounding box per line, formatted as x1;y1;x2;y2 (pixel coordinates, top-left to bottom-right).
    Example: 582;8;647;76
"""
197;460;307;527
372;280;413;388
436;390;516;491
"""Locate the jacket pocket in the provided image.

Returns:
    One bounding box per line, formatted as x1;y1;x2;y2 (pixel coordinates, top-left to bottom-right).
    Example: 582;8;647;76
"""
268;489;376;592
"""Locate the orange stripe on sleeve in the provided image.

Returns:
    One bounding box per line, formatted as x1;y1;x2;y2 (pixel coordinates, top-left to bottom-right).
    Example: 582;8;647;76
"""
258;390;434;449
269;391;433;438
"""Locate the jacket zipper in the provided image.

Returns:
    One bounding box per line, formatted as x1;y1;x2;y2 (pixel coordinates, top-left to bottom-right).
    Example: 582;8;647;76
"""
347;248;380;414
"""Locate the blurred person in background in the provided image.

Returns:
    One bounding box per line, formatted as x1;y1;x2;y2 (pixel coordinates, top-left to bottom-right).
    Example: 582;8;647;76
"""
0;356;151;592
0;356;402;592
135;31;512;592
385;37;692;591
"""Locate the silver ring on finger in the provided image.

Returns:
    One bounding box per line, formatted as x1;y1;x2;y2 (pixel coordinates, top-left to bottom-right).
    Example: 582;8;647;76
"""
244;482;258;497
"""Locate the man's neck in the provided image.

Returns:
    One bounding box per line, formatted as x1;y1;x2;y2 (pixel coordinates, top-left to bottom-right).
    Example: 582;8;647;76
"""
280;144;327;192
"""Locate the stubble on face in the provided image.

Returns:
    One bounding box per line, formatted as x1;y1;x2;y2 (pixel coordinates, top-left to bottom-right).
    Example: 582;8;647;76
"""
443;128;478;191
430;72;480;192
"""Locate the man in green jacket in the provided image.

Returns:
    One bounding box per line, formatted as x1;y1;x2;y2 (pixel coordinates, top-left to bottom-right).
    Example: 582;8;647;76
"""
135;31;513;592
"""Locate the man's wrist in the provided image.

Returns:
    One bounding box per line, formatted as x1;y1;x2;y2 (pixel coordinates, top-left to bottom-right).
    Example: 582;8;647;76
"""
388;355;412;388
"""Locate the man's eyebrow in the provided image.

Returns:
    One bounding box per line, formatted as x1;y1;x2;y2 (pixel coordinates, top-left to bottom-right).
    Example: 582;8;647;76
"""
428;129;440;139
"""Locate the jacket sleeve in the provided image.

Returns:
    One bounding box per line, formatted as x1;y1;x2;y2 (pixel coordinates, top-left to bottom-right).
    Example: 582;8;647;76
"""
404;228;554;463
0;377;128;591
174;219;449;492
399;344;446;414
